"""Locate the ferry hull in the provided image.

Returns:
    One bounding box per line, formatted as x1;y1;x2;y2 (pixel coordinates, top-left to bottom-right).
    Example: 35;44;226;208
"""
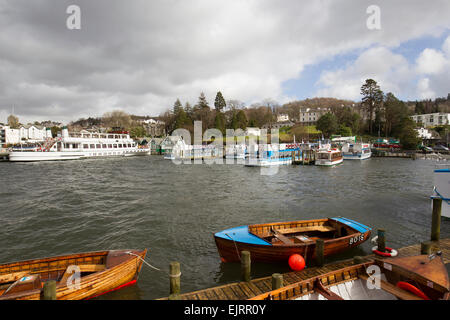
8;151;84;162
9;149;150;162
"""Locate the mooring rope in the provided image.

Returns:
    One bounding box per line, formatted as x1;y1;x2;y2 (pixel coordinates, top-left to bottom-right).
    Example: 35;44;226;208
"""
125;251;162;272
432;187;450;205
225;233;241;261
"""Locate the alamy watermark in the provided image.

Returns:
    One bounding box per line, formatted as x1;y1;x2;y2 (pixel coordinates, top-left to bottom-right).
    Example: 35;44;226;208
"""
366;5;381;30
66;5;81;30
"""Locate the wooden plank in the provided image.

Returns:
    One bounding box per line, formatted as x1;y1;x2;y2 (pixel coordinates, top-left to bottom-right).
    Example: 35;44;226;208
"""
271;229;292;244
0;272;28;284
278;226;336;234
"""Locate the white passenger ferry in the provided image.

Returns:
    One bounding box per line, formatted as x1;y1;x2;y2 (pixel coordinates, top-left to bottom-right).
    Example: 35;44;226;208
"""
315;148;343;166
342;142;372;160
8;127;149;162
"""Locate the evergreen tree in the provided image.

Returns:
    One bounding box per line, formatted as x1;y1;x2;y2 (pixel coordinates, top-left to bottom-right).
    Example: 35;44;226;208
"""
316;113;338;138
173;99;183;115
361;79;383;134
214;91;226;112
197;92;210;110
214;112;226;134
236;110;248;130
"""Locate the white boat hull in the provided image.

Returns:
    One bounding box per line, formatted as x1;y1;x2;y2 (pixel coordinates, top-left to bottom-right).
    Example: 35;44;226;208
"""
315;158;344;166
9;149;149;162
245;158;293;167
433;167;450;218
343;152;372;160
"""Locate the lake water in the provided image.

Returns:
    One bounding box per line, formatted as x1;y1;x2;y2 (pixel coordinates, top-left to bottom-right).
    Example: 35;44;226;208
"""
0;156;448;299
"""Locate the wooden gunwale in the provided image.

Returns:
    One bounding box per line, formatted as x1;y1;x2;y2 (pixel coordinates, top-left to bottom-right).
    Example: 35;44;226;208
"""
248;262;372;300
0;249;146;300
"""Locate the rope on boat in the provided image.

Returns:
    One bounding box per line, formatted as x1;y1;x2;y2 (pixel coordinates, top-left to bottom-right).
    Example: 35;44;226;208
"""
432;187;450;205
125;251;162;272
225;233;241;261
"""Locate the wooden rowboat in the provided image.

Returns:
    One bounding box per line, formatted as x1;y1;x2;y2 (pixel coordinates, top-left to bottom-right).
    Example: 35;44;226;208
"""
0;249;147;300
214;217;372;263
249;253;449;300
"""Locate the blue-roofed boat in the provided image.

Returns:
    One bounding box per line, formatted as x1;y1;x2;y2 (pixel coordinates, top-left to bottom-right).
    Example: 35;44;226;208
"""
244;143;301;167
214;217;372;263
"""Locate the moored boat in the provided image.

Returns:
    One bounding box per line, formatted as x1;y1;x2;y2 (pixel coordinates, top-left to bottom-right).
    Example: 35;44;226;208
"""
0;249;147;300
315;148;343;166
342;142;372;160
8;127;149;162
432;164;450;218
214;217;371;263
244;143;301;167
249;253;449;300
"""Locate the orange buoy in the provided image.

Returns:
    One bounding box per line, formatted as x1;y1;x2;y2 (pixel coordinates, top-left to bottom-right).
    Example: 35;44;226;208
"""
288;254;305;271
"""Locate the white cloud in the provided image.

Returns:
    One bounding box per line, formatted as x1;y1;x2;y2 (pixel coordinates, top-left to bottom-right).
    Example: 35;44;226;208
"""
416;48;448;74
0;0;450;123
316;35;450;101
417;78;435;99
316;47;413;99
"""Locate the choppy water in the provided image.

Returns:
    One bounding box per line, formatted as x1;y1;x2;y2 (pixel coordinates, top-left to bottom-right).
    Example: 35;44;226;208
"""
0;156;448;299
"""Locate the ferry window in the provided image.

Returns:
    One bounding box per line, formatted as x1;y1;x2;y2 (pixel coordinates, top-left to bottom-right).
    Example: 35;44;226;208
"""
118;144;122;148
108;144;112;148
96;144;101;148
72;144;78;149
90;144;95;149
114;144;118;148
64;143;70;148
128;144;131;147
102;144;107;148
83;144;88;149
108;135;113;139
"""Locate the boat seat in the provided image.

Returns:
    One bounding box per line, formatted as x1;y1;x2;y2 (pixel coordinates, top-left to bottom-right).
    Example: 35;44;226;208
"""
295;235;314;243
271;228;293;244
59;264;106;286
277;226;336;235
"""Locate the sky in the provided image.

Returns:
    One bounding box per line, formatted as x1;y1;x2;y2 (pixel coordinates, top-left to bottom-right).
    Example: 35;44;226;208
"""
0;0;449;124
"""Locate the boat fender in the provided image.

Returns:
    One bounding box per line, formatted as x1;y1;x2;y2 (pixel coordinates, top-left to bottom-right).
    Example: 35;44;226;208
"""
396;281;430;300
372;246;398;257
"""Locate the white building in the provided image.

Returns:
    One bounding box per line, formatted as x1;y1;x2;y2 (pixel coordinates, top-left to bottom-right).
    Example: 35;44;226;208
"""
277;114;289;122
298;107;331;125
410;113;450;128
415;128;432;139
0;125;50;146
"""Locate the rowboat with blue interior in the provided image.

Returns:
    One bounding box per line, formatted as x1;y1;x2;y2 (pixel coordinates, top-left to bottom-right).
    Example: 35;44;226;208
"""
214;217;371;263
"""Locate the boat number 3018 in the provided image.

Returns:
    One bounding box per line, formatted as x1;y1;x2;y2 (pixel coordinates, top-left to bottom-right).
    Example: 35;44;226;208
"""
349;234;364;245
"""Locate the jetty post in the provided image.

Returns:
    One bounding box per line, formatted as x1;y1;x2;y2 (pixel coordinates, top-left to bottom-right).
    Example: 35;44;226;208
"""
315;239;324;267
42;280;57;300
168;261;181;300
241;251;251;282
431;198;442;241
271;273;283;290
377;229;386;252
421;241;432;255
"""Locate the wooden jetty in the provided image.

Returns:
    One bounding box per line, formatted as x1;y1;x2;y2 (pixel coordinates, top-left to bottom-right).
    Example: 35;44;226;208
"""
158;238;450;300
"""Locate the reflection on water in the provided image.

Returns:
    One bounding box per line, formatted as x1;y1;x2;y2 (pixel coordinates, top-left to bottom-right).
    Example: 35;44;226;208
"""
0;157;448;299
